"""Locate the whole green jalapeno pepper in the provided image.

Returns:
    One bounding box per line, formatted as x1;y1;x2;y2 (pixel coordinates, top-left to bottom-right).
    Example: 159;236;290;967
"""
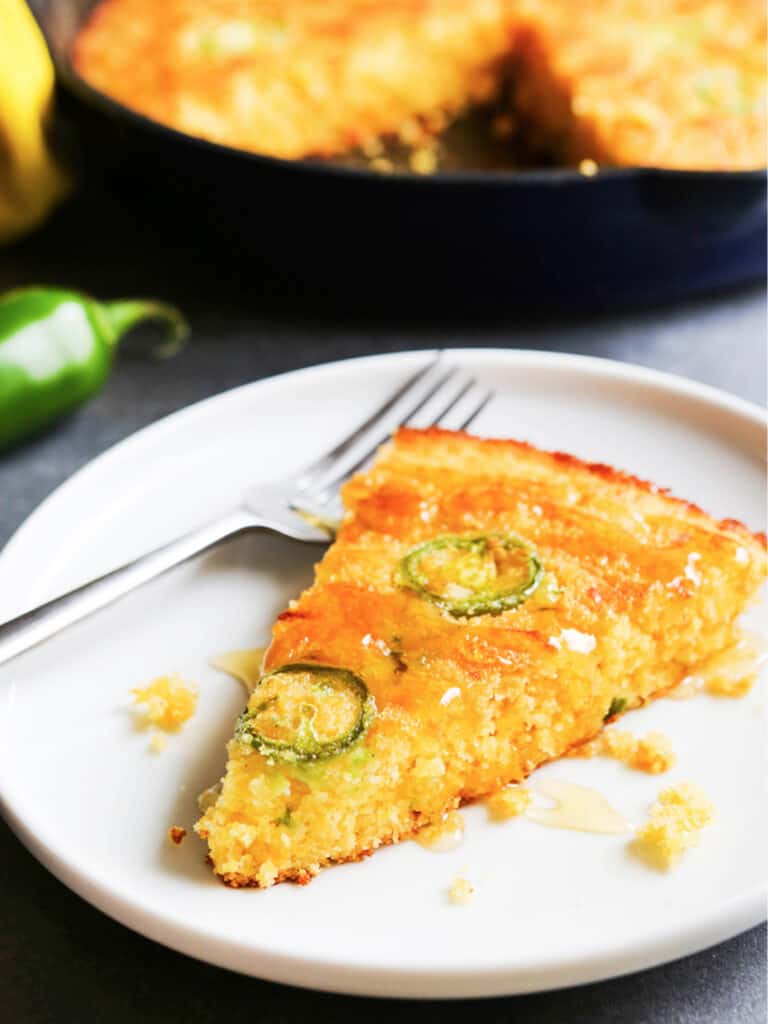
0;286;188;452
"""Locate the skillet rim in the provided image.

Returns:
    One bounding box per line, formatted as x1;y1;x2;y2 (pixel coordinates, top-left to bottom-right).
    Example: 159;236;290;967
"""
53;54;768;191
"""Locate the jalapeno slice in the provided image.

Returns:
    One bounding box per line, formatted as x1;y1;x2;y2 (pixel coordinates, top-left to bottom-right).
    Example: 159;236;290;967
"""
399;532;544;617
236;663;376;764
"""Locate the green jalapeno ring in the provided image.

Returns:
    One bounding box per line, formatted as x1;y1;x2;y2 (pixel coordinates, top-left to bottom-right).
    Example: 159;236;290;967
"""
236;663;376;764
399;532;544;618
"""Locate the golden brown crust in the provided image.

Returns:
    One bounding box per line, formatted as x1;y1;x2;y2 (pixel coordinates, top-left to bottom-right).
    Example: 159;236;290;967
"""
217;830;409;888
395;426;766;546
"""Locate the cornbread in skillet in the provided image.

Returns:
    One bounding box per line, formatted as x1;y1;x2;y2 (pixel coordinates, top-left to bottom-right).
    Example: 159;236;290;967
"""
512;0;767;170
74;0;766;170
195;427;766;887
72;0;512;160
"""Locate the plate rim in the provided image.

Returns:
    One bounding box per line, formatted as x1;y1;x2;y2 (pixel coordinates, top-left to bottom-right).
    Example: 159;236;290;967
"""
0;795;766;999
0;347;766;999
1;347;765;589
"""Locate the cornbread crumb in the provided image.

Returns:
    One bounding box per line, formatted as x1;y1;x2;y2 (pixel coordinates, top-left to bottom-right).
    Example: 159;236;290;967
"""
633;732;676;774
607;729;676;774
600;729;637;762
416;810;465;852
572;728;675;774
131;674;198;732
578;158;598;176
448;877;475;906
361;137;384;158
634;782;715;869
149;733;168;754
409;146;439;175
370;157;394;174
487;785;532;820
168;826;187;845
707;675;756;697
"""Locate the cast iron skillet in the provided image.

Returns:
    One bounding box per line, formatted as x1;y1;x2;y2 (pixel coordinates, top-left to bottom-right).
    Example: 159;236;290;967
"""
32;0;767;310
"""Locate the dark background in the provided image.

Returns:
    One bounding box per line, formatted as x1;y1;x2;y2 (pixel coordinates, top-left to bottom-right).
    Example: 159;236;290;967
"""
0;181;766;1022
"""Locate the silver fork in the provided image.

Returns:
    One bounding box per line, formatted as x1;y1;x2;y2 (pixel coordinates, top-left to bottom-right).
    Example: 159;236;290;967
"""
0;355;492;668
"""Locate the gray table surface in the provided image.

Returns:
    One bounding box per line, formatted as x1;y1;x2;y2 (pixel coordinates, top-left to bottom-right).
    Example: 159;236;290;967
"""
0;185;765;1022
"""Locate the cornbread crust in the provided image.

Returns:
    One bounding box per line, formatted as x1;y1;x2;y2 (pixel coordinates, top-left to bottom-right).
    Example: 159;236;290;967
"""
197;427;765;887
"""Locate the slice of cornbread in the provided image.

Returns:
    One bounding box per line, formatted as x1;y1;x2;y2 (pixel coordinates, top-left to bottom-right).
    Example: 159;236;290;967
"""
512;0;767;170
195;427;765;887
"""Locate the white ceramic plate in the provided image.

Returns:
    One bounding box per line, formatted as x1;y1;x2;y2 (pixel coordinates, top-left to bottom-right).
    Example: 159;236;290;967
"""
0;350;765;999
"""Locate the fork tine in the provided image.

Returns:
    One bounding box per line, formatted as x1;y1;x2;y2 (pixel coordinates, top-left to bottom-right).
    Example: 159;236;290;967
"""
451;388;494;432
427;377;476;425
294;352;441;492
298;365;462;497
300;365;468;500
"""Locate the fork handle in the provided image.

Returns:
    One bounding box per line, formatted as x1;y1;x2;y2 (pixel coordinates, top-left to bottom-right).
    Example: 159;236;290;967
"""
0;508;254;669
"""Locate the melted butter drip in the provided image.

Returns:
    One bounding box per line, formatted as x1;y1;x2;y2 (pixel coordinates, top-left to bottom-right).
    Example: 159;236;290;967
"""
415;810;465;852
667;675;705;700
668;618;767;700
210;648;267;695
197;780;222;812
700;631;767;696
294;508;339;537
526;779;630;835
669;628;768;700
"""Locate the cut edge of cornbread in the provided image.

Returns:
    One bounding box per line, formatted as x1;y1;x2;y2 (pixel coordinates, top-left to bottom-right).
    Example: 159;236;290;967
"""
195;427;766;887
510;0;767;171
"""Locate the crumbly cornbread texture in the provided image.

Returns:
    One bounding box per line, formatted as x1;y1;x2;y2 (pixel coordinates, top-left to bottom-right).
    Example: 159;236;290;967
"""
131;674;198;732
448;877;475;905
571;728;676;774
196;427;765;887
74;0;766;170
512;0;767;170
73;0;511;160
634;782;715;868
486;784;532;820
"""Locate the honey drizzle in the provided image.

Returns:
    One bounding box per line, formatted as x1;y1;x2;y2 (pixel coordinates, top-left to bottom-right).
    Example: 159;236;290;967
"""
526;778;630;835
